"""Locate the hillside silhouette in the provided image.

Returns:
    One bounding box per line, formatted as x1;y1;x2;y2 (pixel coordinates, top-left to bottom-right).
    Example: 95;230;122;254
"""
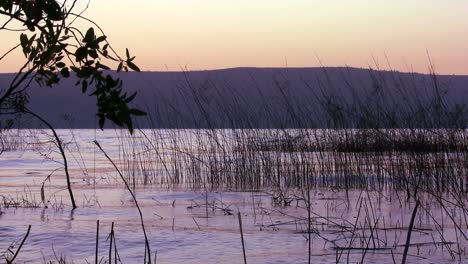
1;67;466;128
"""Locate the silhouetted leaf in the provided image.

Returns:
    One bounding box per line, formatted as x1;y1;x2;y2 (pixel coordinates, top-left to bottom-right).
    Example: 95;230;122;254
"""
82;80;88;93
55;55;64;62
117;62;123;72
59;35;71;41
129;108;146;116
127;61;140;72
88;49;98;59
26;22;35;32
20;33;28;48
20;33;29;56
1;2;143;136
96;62;110;70
125;92;137;103
60;67;70;78
75;47;87;62
46;0;63;21
98;116;105;129
96;35;107;43
84;27;95;43
28;34;36;45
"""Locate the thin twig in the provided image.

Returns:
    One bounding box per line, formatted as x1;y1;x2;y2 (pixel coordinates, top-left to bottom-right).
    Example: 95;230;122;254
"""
7;225;31;264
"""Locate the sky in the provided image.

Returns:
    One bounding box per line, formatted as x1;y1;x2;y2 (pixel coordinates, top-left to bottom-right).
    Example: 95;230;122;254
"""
1;0;468;74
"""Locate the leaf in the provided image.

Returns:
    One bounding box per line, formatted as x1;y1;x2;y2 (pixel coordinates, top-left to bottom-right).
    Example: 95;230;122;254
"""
45;73;60;86
127;61;141;72
88;49;98;59
28;47;38;61
28;34;36;45
129;108;147;116
75;47;87;62
128;123;134;135
60;67;70;78
117;62;123;72
59;35;71;41
46;0;63;21
96;62;110;70
56;62;66;68
126;48;130;59
20;34;29;56
82;80;88;93
95;35;107;43
20;34;28;49
85;60;95;66
26;22;35;32
98;116;105;129
125;92;137;103
52;45;64;53
84;27;95;43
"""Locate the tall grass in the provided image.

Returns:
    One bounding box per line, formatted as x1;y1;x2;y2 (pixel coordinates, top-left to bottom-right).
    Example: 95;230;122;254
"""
110;66;467;191
109;66;467;262
1;66;467;262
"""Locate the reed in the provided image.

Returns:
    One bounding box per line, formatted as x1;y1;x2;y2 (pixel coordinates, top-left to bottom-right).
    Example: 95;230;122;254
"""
1;65;467;263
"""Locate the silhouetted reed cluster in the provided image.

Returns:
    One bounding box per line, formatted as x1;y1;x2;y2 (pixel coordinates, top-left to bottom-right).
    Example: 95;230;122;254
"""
1;66;467;263
107;67;468;263
112;67;467;195
0;129;41;153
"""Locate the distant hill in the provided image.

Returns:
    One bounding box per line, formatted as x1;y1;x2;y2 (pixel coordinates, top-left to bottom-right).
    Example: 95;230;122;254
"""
1;67;467;128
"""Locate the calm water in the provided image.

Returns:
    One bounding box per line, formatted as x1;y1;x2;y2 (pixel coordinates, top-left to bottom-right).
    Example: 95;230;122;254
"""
0;129;466;263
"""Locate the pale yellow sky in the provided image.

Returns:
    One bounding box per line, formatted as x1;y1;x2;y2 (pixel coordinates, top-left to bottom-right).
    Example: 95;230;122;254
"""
1;0;468;74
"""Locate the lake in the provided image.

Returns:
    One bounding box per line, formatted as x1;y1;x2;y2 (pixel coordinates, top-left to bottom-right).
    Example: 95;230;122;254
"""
0;129;467;263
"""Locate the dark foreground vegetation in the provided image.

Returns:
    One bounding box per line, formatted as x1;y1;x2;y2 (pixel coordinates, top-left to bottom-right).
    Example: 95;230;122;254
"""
1;64;467;263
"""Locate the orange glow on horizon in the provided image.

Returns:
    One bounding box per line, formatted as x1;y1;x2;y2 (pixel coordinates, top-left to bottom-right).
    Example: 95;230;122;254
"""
1;0;468;74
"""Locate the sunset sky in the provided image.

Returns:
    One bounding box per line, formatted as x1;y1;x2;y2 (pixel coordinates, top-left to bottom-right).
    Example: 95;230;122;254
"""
1;0;468;74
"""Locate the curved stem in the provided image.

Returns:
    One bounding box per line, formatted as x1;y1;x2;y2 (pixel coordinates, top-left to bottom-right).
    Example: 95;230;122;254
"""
7;225;31;264
25;108;77;209
94;140;151;264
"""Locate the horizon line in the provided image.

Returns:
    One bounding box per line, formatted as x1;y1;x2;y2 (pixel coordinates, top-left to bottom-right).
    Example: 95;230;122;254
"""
0;66;466;77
